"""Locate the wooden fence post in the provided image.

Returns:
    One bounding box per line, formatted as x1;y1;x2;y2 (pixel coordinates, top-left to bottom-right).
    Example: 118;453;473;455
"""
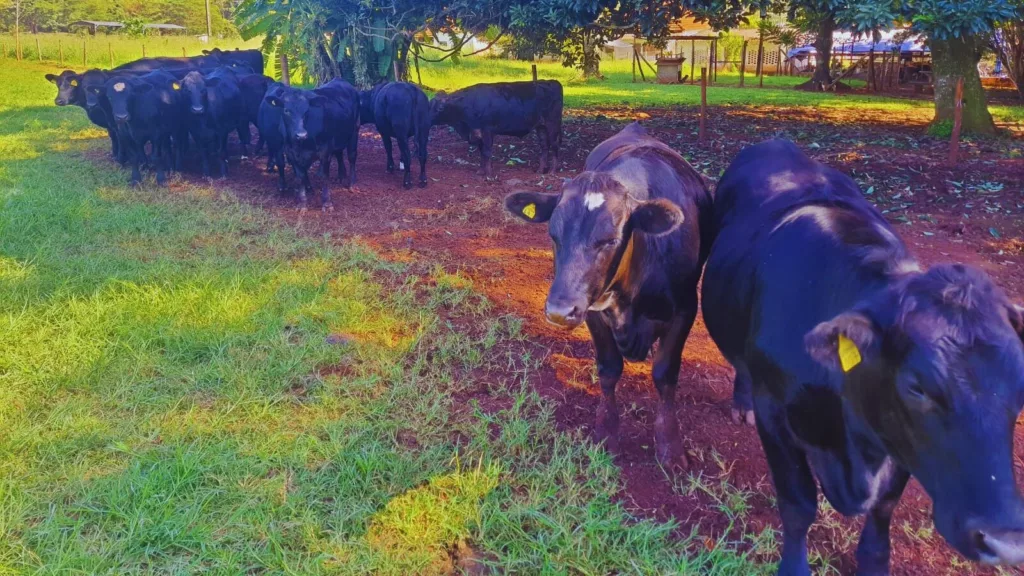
756;31;765;88
699;67;707;144
36;37;41;61
83;41;87;67
280;53;290;86
2;43;7;60
393;60;400;81
687;40;693;84
142;44;146;58
182;47;187;57
532;63;538;81
58;39;63;67
948;77;964;166
109;43;114;68
739;41;747;87
868;48;875;91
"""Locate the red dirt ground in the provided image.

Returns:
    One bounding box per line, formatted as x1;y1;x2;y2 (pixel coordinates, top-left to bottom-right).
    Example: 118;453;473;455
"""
165;102;1023;575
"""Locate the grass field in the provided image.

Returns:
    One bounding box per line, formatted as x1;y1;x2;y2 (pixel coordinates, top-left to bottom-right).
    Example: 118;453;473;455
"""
0;59;781;574
418;57;1024;126
7;32;1021;126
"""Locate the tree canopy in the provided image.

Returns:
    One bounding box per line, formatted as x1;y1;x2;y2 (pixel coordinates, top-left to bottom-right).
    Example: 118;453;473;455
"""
0;0;237;35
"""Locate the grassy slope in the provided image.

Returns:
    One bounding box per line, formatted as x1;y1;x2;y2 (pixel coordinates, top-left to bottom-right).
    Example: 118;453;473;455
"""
0;61;775;574
419;58;1024;126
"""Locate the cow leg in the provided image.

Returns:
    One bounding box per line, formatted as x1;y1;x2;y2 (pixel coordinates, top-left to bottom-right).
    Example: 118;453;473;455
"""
155;135;169;186
855;467;910;576
397;136;413;189
296;166;311;210
108;128;119;160
275;150;287;193
218;131;230;179
651;304;697;470
382;132;395;174
238;122;251;158
731;361;756;426
129;141;143;187
347;125;358;186
586;313;624;452
755;394;817;576
478;131;494;178
536;128;549;174
416;125;428;188
547;123;561;174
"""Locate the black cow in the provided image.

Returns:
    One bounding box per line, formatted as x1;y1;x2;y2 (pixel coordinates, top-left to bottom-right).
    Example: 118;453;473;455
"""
180;71;246;178
315;79;361;188
702;140;1024;574
233;73;272;156
504;123;713;468
104;71;180;185
257;83;288;188
359;82;431;189
46;70;120;160
267;82;357;210
201;48;265;75
432;80;562;178
113;55;220;73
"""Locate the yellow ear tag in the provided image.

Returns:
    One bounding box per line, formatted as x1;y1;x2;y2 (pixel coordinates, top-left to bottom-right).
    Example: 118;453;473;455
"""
522;203;537;219
70;79;78;87
172;82;180;91
838;334;862;372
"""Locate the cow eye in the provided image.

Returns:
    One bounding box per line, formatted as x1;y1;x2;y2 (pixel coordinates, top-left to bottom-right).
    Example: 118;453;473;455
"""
593;238;618;250
901;375;944;411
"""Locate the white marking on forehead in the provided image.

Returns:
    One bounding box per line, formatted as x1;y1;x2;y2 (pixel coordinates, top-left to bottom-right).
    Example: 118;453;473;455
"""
113;82;126;92
772;205;835;234
583;192;605;211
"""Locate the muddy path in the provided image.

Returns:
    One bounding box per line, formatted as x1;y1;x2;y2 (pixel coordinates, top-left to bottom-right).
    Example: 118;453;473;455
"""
171;102;1023;575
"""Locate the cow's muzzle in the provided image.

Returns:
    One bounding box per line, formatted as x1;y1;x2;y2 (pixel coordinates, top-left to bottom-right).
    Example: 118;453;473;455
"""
191;106;205;115
545;299;585;329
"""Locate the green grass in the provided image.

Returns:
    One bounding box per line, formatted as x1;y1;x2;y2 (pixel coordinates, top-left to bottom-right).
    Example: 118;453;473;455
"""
0;32;260;70
1;59;777;574
419;57;1024;126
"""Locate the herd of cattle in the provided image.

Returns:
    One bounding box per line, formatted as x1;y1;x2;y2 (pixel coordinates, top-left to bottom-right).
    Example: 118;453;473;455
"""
46;48;563;210
47;51;1024;574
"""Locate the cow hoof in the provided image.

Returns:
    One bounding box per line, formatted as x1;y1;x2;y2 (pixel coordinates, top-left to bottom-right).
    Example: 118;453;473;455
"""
731;408;756;426
403;181;413;190
386;166;395;174
298;205;308;213
654;414;689;471
418;180;427;189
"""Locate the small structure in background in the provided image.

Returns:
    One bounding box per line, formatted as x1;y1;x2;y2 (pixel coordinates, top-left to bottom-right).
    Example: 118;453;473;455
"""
656;56;686;84
143;24;187;36
788;30;931;93
69;21;124;35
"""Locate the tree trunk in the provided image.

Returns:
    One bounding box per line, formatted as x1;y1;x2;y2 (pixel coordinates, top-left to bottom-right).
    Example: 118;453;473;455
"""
993;23;1024;102
931;35;995;135
812;17;834;85
581;29;602;79
795;15;834;91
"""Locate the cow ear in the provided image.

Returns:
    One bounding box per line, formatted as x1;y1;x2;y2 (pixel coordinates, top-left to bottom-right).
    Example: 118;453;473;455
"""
805;312;880;373
202;49;211;55
45;73;58;83
505;191;558;224
630;198;684;236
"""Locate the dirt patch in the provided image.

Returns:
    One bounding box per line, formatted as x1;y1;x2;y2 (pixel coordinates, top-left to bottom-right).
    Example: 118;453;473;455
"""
153;102;1024;575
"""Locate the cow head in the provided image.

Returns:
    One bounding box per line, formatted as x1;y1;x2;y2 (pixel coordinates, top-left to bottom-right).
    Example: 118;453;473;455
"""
81;69;112;110
180;71;212;115
806;264;1024;565
105;76;151;124
266;89;325;142
358;86;379;125
45;70;81;107
504;172;684;329
430;91;452;126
